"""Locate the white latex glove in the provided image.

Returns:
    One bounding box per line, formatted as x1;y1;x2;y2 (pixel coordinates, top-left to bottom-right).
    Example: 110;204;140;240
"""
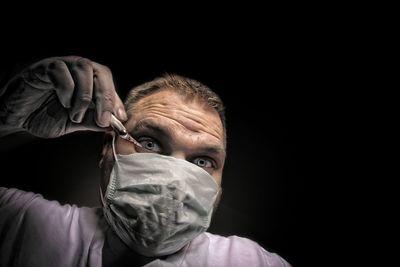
0;56;127;138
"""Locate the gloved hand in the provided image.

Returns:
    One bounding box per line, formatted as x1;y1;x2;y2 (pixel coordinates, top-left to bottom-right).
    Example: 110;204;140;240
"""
0;56;127;138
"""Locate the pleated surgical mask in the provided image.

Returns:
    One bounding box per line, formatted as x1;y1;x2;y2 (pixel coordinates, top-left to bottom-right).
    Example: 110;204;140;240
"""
102;137;220;257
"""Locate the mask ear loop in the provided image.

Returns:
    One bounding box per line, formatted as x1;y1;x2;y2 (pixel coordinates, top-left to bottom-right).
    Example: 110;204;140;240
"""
100;133;118;206
99;184;106;206
111;133;118;162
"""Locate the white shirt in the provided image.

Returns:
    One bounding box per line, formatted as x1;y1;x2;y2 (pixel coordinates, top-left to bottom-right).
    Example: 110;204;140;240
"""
0;187;291;267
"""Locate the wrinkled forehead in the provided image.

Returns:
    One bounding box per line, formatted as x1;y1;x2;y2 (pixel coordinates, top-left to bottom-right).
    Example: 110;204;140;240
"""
125;89;224;139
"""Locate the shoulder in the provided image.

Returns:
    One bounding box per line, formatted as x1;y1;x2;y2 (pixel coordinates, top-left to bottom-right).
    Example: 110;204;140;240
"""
0;187;106;266
189;232;291;267
0;186;105;229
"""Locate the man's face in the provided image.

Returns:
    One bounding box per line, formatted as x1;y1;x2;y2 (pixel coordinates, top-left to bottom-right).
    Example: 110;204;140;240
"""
113;89;226;185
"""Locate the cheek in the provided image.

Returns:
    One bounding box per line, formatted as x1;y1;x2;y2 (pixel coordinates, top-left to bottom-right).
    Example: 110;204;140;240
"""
212;171;223;186
115;137;136;155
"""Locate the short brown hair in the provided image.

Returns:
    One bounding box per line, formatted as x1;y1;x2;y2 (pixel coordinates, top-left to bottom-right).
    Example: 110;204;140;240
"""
124;73;227;147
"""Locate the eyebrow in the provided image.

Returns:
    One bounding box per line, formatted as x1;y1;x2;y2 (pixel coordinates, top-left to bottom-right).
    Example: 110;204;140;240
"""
131;120;226;157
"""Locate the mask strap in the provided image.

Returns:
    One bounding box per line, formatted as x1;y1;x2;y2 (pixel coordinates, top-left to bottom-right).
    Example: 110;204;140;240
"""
99;186;106;206
111;133;118;162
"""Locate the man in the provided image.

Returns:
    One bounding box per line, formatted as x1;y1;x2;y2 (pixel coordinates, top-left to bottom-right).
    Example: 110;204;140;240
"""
0;56;291;266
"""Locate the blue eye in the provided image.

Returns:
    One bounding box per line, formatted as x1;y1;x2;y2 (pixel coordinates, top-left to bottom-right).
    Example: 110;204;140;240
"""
193;157;213;169
138;137;162;153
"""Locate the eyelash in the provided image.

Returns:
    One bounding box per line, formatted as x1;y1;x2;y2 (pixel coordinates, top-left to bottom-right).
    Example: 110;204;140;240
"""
136;136;162;153
135;135;217;170
191;156;216;169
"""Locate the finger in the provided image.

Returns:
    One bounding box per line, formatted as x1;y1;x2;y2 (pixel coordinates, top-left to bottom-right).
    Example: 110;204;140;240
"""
65;108;106;133
47;60;74;108
113;91;128;121
67;58;94;123
92;63;115;127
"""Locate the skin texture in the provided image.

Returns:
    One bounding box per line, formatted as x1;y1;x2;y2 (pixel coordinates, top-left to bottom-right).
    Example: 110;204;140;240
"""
102;88;226;186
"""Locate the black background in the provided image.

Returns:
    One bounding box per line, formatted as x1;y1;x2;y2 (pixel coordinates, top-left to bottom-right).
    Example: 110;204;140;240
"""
0;20;338;266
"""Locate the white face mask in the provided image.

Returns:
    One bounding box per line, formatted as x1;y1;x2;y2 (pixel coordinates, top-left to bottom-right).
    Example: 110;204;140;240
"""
102;138;220;257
